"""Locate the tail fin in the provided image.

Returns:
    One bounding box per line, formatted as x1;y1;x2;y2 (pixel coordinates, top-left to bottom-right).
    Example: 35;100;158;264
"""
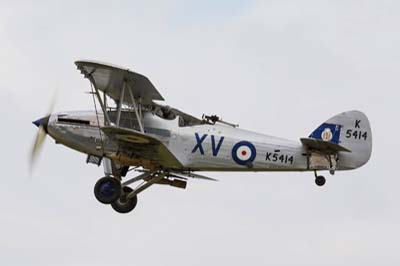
308;110;372;170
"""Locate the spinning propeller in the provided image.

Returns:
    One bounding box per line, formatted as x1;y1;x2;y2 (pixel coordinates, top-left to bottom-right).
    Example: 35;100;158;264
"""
30;94;56;172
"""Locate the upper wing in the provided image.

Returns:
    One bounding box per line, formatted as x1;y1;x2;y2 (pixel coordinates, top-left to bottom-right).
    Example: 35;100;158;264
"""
101;126;182;168
75;60;164;105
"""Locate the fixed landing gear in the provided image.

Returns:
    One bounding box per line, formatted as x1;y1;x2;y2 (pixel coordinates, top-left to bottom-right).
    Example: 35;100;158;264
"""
93;171;165;214
94;177;137;213
314;171;326;187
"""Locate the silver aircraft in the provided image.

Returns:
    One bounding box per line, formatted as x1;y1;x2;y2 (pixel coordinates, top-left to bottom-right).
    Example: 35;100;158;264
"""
31;60;373;214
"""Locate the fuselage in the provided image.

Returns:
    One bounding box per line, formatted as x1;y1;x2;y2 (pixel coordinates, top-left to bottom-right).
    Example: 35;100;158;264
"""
46;110;309;172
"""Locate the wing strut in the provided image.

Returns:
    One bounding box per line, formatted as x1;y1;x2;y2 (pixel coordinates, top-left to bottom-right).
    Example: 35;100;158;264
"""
128;86;144;133
84;65;146;133
88;74;112;125
116;81;126;126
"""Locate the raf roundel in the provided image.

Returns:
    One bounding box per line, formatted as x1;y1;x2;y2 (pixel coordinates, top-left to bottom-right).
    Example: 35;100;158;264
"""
231;141;257;166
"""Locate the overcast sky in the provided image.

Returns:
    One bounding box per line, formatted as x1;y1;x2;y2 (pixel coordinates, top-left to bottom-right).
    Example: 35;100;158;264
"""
1;0;399;265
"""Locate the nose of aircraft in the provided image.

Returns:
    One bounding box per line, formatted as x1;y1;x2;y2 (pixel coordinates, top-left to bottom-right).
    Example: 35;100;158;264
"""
32;115;50;133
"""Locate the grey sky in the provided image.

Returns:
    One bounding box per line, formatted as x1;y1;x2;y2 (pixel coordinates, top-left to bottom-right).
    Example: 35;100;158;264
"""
1;0;399;265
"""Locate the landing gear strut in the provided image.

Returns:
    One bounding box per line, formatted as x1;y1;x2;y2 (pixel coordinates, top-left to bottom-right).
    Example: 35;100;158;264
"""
314;171;326;187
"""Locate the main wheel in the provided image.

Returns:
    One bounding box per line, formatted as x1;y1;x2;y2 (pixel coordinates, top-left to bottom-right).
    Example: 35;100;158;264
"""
94;176;121;204
111;187;138;214
315;175;326;187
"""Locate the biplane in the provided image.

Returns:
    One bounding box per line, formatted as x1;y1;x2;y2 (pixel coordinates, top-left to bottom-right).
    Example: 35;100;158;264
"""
31;60;372;214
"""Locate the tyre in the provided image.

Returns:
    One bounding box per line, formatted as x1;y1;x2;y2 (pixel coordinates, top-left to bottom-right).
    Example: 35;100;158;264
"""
111;187;138;214
94;176;121;204
315;176;326;187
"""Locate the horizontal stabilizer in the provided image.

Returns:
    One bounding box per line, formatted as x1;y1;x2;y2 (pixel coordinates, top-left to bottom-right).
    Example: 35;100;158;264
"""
300;138;351;153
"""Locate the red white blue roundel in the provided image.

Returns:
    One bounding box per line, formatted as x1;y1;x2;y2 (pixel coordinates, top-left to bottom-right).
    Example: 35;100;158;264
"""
232;141;257;166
